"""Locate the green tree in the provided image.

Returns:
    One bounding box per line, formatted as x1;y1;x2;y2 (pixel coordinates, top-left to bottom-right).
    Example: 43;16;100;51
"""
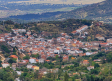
34;70;39;79
46;73;52;78
90;69;99;74
82;76;87;81
103;77;111;81
64;72;69;81
8;58;16;64
23;55;30;60
94;63;100;68
41;78;53;81
1;45;10;53
74;62;79;67
31;54;40;58
7;77;14;81
106;52;112;62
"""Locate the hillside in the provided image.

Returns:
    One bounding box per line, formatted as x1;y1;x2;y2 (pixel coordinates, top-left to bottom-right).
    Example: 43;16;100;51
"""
1;19;112;81
1;19;112;41
49;0;112;23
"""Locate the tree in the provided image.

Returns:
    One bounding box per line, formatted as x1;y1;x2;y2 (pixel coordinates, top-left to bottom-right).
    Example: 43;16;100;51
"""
1;45;10;53
23;55;30;60
41;78;53;81
34;70;39;79
58;69;62;79
7;77;14;81
8;58;16;64
106;52;112;62
101;57;106;64
82;76;87;81
14;24;20;28
64;72;69;81
31;54;40;58
74;62;79;67
90;69;99;74
4;20;14;25
103;77;111;81
94;63;100;68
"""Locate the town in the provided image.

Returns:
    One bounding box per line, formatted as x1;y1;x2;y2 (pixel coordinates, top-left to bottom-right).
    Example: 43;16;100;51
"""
0;24;112;81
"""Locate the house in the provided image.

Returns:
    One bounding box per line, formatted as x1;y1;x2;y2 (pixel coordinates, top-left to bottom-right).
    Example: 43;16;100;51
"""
27;31;31;35
38;58;44;63
18;62;27;67
61;33;67;36
27;64;33;69
71;57;76;60
29;58;37;64
45;60;50;62
87;66;94;71
89;41;103;46
32;66;39;71
16;71;22;75
107;38;112;44
93;59;101;62
71;25;88;34
95;34;105;40
76;25;88;33
81;60;89;65
39;67;48;75
63;55;69;61
0;37;5;42
86;52;93;56
73;72;80;75
15;78;20;81
22;60;29;63
48;68;59;73
10;55;18;62
12;63;18;70
71;30;77;34
1;63;10;68
100;43;109;46
54;49;60;54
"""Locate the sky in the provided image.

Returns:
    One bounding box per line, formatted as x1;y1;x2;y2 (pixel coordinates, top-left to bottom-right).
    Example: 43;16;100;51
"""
8;0;105;4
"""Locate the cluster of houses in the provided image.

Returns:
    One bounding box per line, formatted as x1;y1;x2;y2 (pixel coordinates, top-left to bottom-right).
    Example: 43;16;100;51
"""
0;25;112;79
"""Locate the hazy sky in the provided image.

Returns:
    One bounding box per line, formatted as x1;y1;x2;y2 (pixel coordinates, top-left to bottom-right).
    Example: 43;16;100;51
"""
9;0;105;4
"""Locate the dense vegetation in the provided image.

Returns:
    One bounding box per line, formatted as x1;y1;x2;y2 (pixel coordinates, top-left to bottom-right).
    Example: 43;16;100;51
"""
1;51;112;81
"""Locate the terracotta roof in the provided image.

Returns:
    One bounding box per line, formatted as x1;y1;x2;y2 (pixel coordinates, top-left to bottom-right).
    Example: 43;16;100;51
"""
32;66;36;68
10;55;18;58
83;60;89;64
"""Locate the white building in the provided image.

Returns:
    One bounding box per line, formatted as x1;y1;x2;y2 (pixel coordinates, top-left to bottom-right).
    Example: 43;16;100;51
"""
76;25;88;33
38;59;44;63
29;58;37;64
27;64;33;69
1;63;10;68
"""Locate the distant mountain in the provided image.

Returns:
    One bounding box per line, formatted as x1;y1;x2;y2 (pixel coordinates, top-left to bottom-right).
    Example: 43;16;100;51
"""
9;11;65;20
50;0;112;23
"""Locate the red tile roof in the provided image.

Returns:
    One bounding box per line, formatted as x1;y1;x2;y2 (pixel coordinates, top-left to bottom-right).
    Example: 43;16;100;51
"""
10;55;18;58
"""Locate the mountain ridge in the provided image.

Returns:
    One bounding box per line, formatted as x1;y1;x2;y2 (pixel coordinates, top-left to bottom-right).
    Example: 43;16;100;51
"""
49;0;112;23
